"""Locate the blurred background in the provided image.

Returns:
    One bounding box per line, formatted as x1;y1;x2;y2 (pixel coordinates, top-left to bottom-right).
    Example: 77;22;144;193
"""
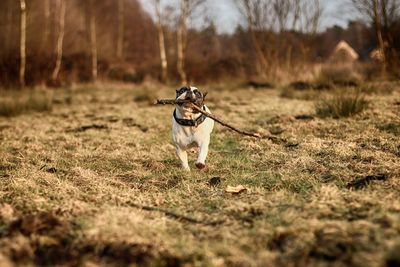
0;0;399;88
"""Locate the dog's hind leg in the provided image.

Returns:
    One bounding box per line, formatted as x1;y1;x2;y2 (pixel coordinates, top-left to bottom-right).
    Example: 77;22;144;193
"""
176;148;190;171
195;139;210;169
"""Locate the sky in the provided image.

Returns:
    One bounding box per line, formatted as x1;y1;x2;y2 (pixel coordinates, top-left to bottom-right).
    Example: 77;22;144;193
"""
139;0;356;34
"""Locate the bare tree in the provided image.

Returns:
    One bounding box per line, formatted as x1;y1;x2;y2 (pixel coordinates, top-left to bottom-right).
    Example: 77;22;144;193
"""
236;0;273;75
292;0;301;30
349;0;400;74
42;0;50;50
5;0;14;53
89;0;97;81
155;0;168;82
19;0;26;87
273;0;291;32
52;0;66;81
177;0;188;84
117;0;124;60
373;0;387;75
176;0;205;84
300;0;322;34
357;0;400;73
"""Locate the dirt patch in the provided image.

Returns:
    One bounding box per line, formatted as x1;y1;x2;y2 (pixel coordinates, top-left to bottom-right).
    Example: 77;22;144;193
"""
122;118;149;132
66;124;108;133
1;211;183;266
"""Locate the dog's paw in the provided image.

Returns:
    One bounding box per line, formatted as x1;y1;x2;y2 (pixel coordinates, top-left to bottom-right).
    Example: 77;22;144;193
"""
195;162;206;170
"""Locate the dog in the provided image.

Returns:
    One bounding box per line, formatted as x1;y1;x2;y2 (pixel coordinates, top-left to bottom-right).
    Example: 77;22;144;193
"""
172;86;214;171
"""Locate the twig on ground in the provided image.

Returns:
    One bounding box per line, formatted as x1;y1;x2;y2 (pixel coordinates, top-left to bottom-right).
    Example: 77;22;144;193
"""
126;200;225;226
156;99;262;139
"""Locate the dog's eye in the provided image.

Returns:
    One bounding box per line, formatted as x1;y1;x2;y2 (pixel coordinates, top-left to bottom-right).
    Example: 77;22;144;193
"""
177;87;190;96
177;89;186;96
193;90;202;96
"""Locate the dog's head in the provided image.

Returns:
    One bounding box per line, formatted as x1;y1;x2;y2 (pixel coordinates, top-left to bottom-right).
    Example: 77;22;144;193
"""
175;86;207;112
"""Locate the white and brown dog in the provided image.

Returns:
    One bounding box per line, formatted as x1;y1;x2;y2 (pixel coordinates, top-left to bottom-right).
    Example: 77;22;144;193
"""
172;86;214;171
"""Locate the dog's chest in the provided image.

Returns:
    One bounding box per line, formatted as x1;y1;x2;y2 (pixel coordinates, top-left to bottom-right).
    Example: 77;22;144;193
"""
173;125;203;149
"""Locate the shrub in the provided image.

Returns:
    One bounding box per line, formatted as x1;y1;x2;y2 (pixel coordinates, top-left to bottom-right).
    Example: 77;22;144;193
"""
315;89;368;118
0;90;53;117
317;66;360;87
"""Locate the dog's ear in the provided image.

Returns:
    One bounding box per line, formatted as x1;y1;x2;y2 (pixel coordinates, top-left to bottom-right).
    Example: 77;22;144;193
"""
203;92;208;100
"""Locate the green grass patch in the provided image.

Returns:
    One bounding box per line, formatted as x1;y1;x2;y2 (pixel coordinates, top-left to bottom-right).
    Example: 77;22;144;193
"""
315;89;369;118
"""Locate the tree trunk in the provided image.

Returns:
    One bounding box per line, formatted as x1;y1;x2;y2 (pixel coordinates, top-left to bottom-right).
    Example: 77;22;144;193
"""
373;0;386;76
117;0;124;60
5;0;14;53
243;1;268;76
19;0;26;88
42;0;50;50
89;0;97;81
155;0;168;83
292;0;301;30
380;0;398;69
177;0;188;84
51;0;66;81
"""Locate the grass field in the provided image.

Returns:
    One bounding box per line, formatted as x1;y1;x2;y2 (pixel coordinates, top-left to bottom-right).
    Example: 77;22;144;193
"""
0;83;399;266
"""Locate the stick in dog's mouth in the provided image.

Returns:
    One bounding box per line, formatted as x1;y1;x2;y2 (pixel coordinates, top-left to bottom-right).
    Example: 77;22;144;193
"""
155;98;262;139
156;99;195;106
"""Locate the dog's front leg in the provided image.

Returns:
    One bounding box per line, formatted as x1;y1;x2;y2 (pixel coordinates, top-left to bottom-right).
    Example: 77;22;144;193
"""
176;147;190;171
195;138;210;169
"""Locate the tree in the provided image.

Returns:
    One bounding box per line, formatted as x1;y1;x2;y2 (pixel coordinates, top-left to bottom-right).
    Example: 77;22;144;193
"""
273;0;291;32
176;0;205;84
177;0;188;84
117;0;124;60
19;0;26;87
42;0;50;51
52;0;66;81
300;0;322;34
155;0;168;82
236;0;273;75
89;0;97;81
5;0;14;53
373;0;387;75
350;0;400;75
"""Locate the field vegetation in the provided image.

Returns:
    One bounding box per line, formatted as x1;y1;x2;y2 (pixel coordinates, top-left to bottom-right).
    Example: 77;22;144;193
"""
0;82;399;266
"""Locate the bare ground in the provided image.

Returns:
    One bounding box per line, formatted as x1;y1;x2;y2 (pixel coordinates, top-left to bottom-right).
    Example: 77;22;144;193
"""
0;83;399;266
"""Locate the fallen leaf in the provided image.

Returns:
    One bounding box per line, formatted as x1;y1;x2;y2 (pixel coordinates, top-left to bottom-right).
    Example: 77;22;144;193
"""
225;185;247;194
154;197;164;206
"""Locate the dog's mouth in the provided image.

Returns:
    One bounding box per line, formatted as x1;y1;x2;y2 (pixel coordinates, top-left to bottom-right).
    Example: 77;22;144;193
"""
180;103;194;111
177;98;197;107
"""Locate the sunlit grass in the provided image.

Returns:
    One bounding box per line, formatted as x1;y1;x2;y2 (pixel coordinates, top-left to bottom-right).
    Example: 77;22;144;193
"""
0;83;399;266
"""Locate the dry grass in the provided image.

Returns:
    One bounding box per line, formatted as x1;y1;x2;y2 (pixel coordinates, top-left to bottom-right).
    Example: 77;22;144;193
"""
0;89;53;117
0;83;399;266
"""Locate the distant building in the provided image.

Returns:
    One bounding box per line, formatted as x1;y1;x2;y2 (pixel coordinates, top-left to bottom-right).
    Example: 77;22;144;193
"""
329;40;359;64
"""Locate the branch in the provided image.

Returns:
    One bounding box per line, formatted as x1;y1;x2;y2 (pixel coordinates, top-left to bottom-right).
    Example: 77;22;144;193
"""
156;99;262;139
156;99;192;105
126;201;225;226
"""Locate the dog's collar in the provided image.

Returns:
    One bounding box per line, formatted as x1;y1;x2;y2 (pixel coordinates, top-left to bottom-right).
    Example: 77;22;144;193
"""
173;106;207;127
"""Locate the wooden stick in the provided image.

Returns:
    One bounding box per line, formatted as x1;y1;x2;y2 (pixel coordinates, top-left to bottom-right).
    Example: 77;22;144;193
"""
156;99;191;105
156;99;262;139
